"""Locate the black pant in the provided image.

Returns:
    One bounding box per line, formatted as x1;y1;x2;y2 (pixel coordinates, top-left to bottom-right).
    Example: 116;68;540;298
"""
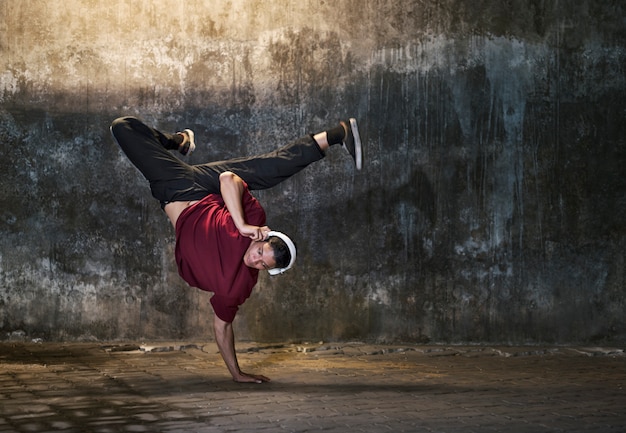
110;117;325;205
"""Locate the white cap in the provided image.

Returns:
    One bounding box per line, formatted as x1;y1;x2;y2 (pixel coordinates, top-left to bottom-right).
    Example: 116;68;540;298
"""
266;231;296;275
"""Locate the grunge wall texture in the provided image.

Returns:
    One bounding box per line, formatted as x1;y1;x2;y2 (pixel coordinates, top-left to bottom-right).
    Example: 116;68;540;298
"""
1;0;624;344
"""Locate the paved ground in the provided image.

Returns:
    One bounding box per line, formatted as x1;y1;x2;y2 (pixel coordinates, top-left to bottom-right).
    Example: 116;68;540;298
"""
0;341;624;433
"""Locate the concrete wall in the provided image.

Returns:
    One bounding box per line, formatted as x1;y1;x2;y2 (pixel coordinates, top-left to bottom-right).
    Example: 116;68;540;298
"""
1;0;624;344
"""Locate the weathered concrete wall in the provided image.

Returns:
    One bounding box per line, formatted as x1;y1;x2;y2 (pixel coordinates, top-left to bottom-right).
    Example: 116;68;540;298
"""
0;0;624;344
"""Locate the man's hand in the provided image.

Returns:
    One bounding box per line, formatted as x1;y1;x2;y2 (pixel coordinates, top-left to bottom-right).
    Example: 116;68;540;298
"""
213;314;271;384
233;371;271;384
219;172;271;240
220;171;263;238
238;224;271;241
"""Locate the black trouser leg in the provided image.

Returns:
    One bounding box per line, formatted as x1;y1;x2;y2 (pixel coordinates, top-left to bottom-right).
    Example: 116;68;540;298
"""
110;116;204;204
193;135;326;192
111;116;326;204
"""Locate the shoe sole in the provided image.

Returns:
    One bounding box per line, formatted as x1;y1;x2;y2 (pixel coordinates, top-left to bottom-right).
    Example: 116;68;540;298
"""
349;118;362;170
182;129;196;155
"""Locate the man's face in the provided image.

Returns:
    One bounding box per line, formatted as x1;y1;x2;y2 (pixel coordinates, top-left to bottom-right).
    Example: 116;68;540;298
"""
243;241;277;271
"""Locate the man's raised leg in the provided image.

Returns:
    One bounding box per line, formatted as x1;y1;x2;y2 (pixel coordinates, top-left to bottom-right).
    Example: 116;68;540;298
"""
110;117;203;204
191;118;362;192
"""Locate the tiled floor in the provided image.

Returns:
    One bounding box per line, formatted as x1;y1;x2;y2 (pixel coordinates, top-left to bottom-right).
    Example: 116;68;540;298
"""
0;342;624;432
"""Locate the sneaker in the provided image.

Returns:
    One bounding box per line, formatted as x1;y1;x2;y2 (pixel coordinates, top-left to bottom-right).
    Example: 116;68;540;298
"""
341;118;362;170
178;129;196;155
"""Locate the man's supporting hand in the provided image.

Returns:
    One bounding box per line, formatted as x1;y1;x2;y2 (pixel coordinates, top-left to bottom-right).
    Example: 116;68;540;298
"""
213;314;271;384
234;371;271;384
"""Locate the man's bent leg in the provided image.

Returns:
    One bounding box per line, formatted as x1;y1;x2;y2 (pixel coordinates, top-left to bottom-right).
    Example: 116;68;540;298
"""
110;117;213;204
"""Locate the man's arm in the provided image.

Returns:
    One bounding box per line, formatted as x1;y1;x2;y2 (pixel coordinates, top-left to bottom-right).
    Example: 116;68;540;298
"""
213;314;271;383
219;171;269;241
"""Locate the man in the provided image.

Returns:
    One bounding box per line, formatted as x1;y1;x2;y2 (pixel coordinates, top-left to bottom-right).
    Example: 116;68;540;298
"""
110;116;362;383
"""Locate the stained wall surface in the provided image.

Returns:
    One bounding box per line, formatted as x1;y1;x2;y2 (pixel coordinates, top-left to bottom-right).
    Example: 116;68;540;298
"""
0;0;624;344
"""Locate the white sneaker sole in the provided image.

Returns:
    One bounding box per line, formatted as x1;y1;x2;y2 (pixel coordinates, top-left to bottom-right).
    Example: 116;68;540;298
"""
183;128;196;154
349;118;362;170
